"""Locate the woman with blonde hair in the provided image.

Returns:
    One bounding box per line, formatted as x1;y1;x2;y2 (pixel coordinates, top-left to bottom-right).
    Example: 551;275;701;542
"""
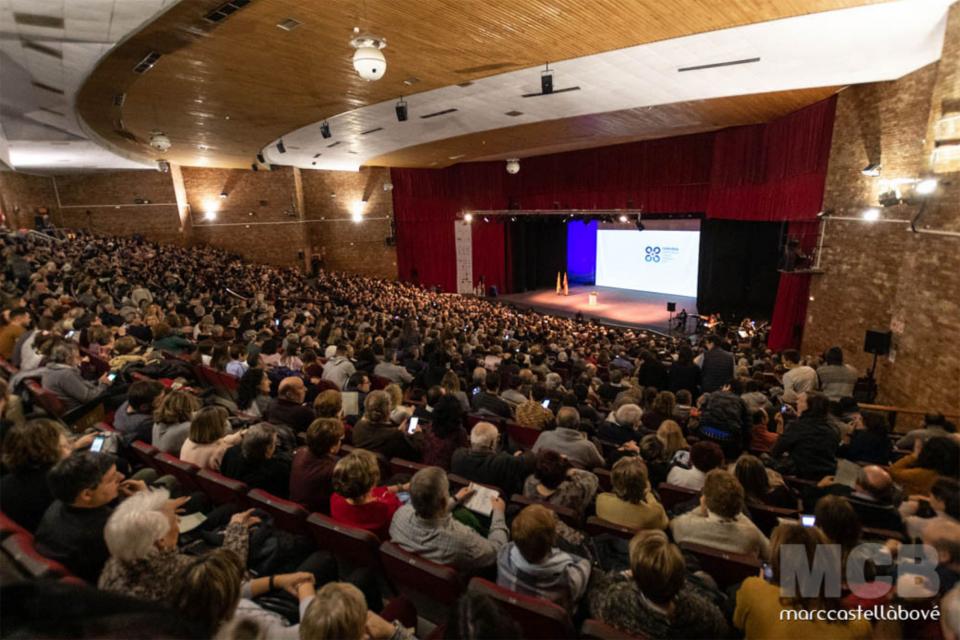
656;420;689;464
441;370;470;412
180;406;244;471
152;390;201;454
300;583;414;640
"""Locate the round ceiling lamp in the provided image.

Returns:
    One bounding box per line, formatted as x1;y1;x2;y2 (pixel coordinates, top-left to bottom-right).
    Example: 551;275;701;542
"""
505;158;520;174
149;131;171;153
350;34;387;81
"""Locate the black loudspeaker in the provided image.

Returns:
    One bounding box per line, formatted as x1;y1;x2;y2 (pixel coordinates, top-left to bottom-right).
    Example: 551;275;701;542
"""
666;302;676;312
864;330;892;355
541;71;553;95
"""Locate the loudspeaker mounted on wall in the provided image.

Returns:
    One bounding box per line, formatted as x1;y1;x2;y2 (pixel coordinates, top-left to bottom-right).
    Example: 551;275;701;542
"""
666;302;677;312
863;330;892;356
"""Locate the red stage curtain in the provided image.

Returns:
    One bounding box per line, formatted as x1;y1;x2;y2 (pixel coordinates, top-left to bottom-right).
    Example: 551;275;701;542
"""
391;96;838;349
768;273;812;351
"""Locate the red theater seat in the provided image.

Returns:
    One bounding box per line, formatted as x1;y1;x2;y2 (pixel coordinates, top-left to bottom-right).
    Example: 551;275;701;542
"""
195;469;248;507
679;542;761;588
379;541;463;622
506;422;540;450
2;534;74;579
655;482;699;511
467;577;575;640
130;440;160;472
585;516;635;540
0;512;31;540
581;619;650;640
246;489;308;535
307;513;381;568
152;452;201;493
748;503;799;536
508;494;580;528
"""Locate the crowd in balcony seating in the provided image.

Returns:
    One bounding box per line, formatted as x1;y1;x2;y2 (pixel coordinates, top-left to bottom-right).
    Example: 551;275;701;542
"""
1;228;959;640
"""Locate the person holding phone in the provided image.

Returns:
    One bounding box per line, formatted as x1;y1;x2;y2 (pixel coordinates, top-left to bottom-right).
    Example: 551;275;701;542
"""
515;383;554;431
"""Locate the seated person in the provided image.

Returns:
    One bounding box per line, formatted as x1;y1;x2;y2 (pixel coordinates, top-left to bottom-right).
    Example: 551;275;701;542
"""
236;367;272;418
0;419;73;531
351;391;421;460
522;449;598;519
179;406;243;472
420;395;468;470
749;408;781;454
589;530;729;638
35;452;148;582
598;404;644;446
300;582;415;640
471;371;512;419
769;391;840;480
899;477;960;540
171;548;317;638
665;440;724;491
733;454;798;510
695;384;752;459
99;489;256;603
596;456;668;531
373;348;414;386
515;383;554;431
817;465;905;534
451;422;534;497
330;449;405;540
497;504;591;610
413;385;443;423
840;411;892;465
670;469;770;561
734;524;870;639
266;377;316;433
313;389;345;419
221;423;291;498
389;466;508;572
114;380;165;446
290;418;344;514
890;436;959;497
40;342;111;411
532;407;604;470
895;413;956;450
152;390;202;454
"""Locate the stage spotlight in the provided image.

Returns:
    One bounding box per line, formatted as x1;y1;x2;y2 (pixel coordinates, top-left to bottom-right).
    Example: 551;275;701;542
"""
506;158;520;174
320;121;331;139
541;63;553;95
464;213;474;223
618;214;628;223
276;140;286;154
635;217;645;231
395;98;408;122
482;216;491;223
861;162;881;177
915;178;938;195
220;192;228;199
862;208;880;221
509;216;518;222
878;190;901;207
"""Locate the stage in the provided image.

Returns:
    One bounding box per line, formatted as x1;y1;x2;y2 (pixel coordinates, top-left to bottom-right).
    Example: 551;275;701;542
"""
499;285;697;333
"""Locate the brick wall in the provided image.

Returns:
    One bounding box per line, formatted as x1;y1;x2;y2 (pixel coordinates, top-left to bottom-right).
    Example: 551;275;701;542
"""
0;165;398;277
802;3;960;415
0;171;59;229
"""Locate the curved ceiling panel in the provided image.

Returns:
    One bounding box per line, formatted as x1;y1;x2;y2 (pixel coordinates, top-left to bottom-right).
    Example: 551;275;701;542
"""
267;0;951;171
75;0;892;169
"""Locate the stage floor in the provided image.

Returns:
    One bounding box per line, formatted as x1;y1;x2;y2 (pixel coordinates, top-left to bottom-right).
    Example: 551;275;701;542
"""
499;285;697;333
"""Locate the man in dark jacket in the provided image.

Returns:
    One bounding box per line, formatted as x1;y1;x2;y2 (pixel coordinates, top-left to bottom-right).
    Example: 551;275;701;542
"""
770;391;840;480
351;390;422;460
816;465;904;534
699;335;735;393
266;377;315;433
471;371;512;419
451;422;534;496
696;385;751;459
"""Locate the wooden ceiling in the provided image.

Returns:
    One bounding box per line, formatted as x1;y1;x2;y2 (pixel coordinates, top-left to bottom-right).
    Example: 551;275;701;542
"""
76;0;882;169
368;86;841;168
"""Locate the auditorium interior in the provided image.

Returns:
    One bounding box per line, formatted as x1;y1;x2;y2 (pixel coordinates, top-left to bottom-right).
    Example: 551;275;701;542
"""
0;0;958;638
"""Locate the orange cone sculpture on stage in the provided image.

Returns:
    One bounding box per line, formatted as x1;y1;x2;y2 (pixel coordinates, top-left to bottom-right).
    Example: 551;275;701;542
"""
556;272;562;294
563;272;569;296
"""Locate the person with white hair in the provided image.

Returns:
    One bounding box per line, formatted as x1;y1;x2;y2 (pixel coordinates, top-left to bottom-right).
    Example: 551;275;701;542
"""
599;403;644;445
451;422;534;496
98;488;258;604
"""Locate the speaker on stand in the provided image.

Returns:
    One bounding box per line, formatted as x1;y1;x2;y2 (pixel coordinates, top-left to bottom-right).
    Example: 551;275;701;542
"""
666;302;676;334
854;329;891;403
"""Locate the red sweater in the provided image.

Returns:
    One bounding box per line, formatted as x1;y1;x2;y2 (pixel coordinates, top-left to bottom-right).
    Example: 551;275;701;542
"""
330;486;401;540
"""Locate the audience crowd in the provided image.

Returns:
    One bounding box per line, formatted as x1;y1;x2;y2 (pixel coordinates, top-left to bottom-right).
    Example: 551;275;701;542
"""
1;228;958;640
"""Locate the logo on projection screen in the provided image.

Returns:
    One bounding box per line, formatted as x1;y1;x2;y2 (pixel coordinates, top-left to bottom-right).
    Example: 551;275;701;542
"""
644;246;661;262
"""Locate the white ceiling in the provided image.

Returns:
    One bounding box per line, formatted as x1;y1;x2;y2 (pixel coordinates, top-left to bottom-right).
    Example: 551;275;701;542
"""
265;0;955;172
0;0;177;171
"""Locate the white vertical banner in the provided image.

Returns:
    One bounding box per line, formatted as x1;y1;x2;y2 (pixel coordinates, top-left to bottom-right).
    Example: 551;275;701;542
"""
454;220;473;294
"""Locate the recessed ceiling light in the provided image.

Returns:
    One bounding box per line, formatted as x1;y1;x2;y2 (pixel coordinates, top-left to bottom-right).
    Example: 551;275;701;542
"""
504;110;523;117
403;77;420;86
448;154;465;160
276;17;302;31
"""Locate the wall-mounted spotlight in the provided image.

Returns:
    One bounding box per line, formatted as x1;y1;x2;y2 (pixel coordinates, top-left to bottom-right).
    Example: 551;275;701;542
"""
862;208;880;221
219;192;228;199
464;213;474;223
350;200;365;223
541;63;553;95
482;216;491;223
505;158;520;174
276;140;286;154
320;121;331;139
861;162;881;177
395;98;408;122
618;214;628;223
